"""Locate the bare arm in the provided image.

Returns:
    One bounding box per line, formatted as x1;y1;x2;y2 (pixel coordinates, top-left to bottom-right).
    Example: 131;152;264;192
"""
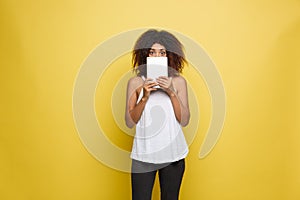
157;76;190;126
125;77;158;128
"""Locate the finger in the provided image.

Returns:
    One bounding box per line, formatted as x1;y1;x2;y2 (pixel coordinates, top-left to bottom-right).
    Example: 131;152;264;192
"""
144;85;157;92
147;81;157;85
147;82;158;87
144;86;157;92
158;76;168;79
145;78;154;82
148;87;157;91
145;80;156;85
157;80;168;86
157;78;170;84
156;78;165;82
156;78;164;82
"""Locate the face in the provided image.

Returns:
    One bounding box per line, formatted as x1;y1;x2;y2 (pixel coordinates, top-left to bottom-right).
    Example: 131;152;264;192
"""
148;43;167;57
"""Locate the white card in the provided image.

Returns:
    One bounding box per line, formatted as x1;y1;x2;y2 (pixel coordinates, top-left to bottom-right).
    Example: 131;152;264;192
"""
146;57;168;80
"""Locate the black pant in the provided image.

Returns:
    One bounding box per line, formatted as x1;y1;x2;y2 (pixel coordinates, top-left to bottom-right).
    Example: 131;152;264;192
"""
131;159;185;200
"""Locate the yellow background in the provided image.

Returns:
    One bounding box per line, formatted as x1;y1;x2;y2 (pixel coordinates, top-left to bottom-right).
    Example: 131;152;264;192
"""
1;0;300;199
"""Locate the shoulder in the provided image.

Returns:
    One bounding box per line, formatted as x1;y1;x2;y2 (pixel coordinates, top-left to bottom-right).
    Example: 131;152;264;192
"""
128;76;143;85
127;76;144;92
172;75;187;85
172;75;187;93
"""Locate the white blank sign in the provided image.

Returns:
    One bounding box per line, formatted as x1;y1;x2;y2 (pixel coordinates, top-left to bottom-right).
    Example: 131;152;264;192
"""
146;57;168;80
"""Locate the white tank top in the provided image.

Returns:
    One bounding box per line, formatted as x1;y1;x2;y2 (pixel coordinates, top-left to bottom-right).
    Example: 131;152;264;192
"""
130;78;189;164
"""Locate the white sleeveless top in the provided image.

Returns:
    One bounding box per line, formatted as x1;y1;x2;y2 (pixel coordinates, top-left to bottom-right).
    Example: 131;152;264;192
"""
130;79;189;164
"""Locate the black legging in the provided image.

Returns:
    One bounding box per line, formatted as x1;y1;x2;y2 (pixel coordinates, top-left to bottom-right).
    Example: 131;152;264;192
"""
131;159;185;200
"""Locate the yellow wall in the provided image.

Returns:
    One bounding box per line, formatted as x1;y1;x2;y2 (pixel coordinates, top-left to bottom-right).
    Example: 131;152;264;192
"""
1;0;300;199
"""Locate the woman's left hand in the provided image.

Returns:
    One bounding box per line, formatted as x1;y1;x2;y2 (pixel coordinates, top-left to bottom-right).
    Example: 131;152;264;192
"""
156;76;176;95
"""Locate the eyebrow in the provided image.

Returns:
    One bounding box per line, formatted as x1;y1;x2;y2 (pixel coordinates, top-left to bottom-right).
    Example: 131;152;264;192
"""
150;48;166;51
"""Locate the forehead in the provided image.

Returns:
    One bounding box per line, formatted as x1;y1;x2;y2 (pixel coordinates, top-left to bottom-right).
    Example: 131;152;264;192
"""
151;43;166;50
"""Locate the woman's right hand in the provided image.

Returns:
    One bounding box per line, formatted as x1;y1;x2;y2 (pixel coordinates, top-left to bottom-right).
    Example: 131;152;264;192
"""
142;78;158;100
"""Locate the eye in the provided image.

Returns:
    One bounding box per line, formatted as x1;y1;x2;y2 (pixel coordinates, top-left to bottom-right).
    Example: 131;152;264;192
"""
160;51;166;56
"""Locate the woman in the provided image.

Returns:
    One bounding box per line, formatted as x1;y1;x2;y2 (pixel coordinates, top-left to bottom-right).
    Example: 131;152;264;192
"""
125;29;190;200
